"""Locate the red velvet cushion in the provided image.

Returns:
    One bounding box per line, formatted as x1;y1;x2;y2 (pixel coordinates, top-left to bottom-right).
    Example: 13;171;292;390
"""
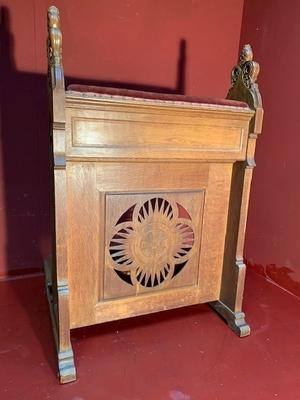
67;84;248;108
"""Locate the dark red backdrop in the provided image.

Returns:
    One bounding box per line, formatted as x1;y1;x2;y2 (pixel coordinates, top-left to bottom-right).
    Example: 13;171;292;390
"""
2;0;299;299
0;0;244;277
241;0;300;297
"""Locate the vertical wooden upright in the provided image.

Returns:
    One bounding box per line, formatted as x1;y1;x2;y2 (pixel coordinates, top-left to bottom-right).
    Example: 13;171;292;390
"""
210;44;263;336
45;6;76;383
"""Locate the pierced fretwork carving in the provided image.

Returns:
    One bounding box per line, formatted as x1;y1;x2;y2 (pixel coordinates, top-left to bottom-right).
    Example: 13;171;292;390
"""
231;44;259;89
109;198;195;288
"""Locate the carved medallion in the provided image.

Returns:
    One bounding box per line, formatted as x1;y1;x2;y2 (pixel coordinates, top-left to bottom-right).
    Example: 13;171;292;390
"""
109;198;195;288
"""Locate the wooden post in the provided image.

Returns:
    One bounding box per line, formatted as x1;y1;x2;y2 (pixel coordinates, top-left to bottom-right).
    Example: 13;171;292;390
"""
210;44;264;337
45;6;76;383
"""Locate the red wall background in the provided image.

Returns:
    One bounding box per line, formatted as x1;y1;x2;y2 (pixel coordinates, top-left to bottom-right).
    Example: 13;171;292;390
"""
241;0;300;297
0;0;244;277
2;0;299;300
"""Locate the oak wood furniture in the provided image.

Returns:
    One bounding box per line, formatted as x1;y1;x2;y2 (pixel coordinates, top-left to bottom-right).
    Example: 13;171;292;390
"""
46;6;263;383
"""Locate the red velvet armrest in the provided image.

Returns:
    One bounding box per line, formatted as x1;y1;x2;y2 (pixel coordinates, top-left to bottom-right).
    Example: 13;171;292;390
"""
67;84;248;108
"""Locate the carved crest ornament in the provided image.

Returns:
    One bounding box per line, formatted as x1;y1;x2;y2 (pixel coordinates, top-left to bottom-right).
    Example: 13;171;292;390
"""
231;44;260;90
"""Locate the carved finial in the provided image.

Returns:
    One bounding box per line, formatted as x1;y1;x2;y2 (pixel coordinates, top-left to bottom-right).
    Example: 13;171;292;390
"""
47;6;62;67
239;44;253;64
227;44;262;110
231;44;260;89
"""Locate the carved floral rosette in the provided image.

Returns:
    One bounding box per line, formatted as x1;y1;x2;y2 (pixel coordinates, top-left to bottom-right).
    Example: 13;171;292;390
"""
109;197;195;288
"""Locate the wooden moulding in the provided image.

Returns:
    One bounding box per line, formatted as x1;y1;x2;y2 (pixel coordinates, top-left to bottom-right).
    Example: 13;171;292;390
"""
210;44;263;337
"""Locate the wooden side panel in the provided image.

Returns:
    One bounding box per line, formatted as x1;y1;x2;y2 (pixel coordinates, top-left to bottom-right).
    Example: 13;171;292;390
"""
67;161;233;329
63;58;255;330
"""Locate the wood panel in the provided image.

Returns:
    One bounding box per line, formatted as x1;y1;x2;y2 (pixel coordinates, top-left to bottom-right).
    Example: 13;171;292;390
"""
66;161;235;329
72;117;242;149
68;162;210;328
96;162;209;192
65;97;253;161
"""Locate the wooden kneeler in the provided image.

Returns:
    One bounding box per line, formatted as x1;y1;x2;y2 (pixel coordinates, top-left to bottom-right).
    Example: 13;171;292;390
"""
45;6;263;383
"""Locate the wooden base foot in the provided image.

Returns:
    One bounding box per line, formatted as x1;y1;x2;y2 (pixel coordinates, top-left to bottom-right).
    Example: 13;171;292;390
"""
58;349;76;383
44;258;77;383
209;300;250;337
